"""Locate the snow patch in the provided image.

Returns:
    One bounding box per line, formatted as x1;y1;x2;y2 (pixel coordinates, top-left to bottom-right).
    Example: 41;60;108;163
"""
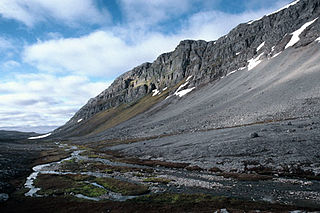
226;67;246;77
186;76;193;81
248;53;264;71
152;89;160;96
174;87;196;97
256;42;265;52
285;18;319;49
173;75;195;98
176;82;189;93
267;0;300;16
165;95;172;100
28;133;52;140
77;118;83;123
236;52;241;56
247;20;254;25
272;52;282;58
163;87;168;91
316;37;320;42
248;0;301;25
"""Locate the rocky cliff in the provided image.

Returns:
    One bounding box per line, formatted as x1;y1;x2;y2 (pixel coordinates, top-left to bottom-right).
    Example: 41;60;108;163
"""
54;0;320;137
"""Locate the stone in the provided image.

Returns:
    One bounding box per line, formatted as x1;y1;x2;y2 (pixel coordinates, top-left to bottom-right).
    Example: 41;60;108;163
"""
250;132;259;138
0;193;9;202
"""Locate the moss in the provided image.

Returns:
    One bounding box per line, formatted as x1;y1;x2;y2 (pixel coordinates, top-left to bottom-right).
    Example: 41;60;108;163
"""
35;174;74;196
66;174;92;181
64;158;76;163
33;149;72;166
90;92;169;135
143;177;171;184
35;174;106;198
104;169;114;174
94;177;149;196
66;183;106;197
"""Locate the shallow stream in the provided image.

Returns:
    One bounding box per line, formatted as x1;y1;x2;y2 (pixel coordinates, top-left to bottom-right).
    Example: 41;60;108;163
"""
23;143;320;208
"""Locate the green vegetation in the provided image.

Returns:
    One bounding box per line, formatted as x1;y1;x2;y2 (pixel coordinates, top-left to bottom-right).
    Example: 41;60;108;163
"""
95;177;149;196
143;177;171;184
90;92;169;135
66;183;106;197
35;174;106;198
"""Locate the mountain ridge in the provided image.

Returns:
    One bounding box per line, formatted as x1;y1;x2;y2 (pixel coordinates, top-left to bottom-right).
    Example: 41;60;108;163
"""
54;0;320;138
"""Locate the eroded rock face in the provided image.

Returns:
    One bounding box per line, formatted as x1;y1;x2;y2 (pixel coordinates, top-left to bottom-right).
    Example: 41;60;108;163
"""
56;0;320;133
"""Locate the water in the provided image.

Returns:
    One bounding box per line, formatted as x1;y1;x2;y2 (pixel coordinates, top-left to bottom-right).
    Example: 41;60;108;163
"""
23;145;138;201
24;148;83;197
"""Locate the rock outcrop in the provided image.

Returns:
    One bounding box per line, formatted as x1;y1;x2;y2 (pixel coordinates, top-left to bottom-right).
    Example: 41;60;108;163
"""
55;0;320;136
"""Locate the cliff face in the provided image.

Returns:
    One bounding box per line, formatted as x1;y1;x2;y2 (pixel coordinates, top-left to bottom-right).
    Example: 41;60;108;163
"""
55;0;320;136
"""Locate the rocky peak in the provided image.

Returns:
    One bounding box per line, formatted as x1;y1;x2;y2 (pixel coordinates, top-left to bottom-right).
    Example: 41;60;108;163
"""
56;0;320;133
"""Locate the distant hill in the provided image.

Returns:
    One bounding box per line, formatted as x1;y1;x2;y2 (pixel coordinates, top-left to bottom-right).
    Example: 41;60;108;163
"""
0;130;38;142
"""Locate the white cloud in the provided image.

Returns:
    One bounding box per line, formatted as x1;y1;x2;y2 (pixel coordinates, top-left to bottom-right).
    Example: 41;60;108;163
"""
119;0;193;28
0;0;109;27
23;31;182;78
23;2;286;79
181;8;279;41
0;73;110;132
2;60;20;70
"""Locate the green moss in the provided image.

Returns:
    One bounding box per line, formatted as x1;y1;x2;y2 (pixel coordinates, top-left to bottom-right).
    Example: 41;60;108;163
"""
94;177;149;196
64;158;76;163
66;174;92;181
104;169;114;174
66;183;106;197
87;154;100;158
143;177;171;184
34;174;106;198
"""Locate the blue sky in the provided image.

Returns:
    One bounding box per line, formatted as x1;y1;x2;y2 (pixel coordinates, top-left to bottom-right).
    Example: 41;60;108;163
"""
0;0;293;133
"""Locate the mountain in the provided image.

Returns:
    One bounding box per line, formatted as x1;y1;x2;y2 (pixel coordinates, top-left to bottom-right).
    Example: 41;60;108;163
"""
0;130;38;142
53;0;320;141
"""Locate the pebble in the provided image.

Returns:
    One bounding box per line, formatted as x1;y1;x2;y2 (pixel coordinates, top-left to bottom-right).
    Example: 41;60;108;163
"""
0;193;9;202
250;132;259;138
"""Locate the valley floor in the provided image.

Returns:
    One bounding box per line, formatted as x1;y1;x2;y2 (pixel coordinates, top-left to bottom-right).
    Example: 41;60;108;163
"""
1;117;320;212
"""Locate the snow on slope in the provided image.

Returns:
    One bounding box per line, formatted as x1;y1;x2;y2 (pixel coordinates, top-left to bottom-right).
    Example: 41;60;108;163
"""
174;76;195;97
248;53;264;71
226;67;246;77
256;42;265;52
152;89;160;96
175;87;196;97
248;0;301;25
28;133;52;140
267;0;301;16
285;18;319;49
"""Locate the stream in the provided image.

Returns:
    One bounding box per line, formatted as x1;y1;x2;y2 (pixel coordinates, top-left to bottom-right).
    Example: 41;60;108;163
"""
23;143;320;208
24;145;136;201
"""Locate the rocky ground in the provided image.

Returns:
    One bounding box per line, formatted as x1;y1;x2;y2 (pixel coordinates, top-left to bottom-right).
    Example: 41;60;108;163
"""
1;127;320;212
109;117;320;176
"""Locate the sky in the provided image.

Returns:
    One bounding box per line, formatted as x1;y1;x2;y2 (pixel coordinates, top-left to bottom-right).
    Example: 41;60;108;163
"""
0;0;293;133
